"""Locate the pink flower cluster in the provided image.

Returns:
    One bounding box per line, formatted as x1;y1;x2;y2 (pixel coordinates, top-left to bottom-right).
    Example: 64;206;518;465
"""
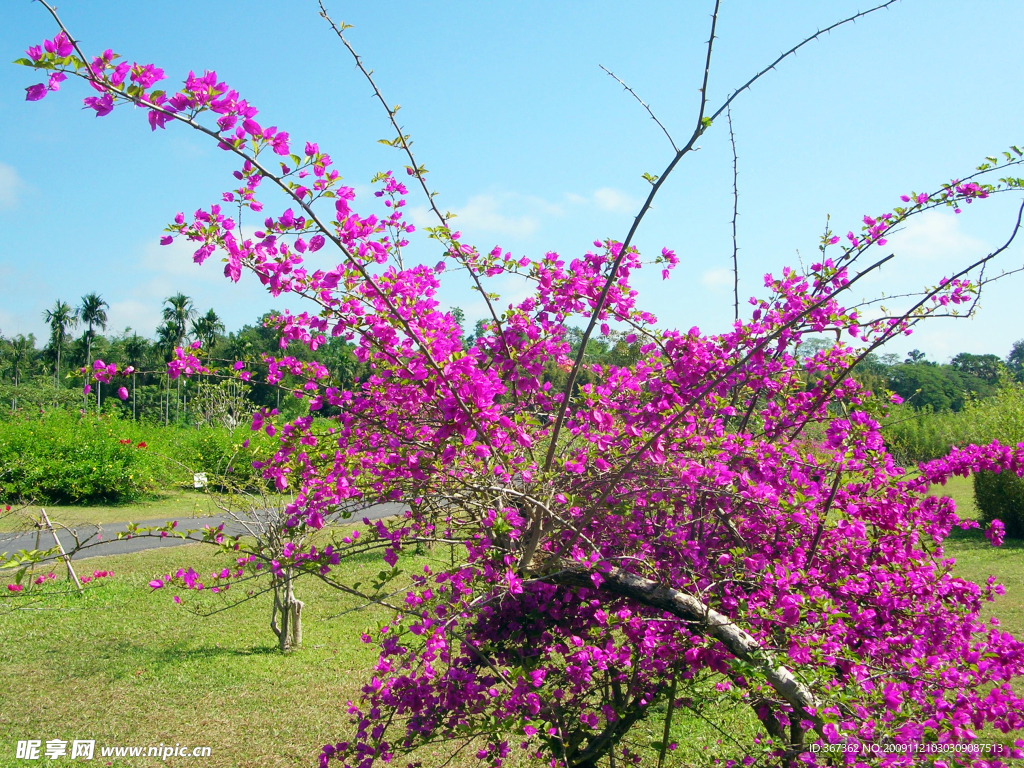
19;22;1024;768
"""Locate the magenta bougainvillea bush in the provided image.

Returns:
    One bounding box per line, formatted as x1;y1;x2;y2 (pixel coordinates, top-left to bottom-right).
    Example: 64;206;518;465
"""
16;3;1024;766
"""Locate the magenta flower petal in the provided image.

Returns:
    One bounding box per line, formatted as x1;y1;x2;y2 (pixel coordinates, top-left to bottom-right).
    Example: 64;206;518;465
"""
25;83;47;102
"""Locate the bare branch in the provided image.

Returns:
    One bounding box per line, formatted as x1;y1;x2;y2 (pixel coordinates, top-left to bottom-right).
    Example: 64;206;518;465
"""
32;0;501;458
551;565;823;733
706;1;900;126
599;65;678;153
728;104;740;321
316;2;521;398
544;0;899;473
317;1;447;229
541;2;723;475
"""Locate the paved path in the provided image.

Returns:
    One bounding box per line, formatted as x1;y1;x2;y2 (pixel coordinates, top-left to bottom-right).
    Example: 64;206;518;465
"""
0;502;406;561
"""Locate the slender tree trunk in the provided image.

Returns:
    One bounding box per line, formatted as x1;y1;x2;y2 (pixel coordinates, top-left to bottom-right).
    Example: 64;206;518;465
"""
270;570;304;653
84;333;93;411
132;372;137;420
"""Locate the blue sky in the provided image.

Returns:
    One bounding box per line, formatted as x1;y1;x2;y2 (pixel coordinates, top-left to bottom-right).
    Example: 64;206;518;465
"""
3;0;1024;363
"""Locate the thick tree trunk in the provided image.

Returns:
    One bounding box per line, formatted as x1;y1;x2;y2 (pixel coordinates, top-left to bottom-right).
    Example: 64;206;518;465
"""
553;566;822;734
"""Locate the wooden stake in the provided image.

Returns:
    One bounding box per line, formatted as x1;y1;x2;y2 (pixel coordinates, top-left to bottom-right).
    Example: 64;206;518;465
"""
39;508;83;594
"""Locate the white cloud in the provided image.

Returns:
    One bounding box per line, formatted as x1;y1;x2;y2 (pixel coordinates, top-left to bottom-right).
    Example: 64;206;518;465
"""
453;194;540;237
407;205;435;230
411;192;560;239
884;211;987;263
106;298;163;338
411;187;639;242
592;187;639;214
142;237;226;282
701;267;734;291
0;163;23;208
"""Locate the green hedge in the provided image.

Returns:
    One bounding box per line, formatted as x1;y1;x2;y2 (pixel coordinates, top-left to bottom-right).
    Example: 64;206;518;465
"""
0;412;161;504
974;470;1024;539
0;412;274;505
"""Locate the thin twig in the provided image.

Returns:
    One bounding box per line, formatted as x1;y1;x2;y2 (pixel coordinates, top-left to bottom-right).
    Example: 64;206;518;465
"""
544;0;898;473
317;2;520;401
599;65;678;152
316;2;446;229
727;104;740;321
34;0;497;457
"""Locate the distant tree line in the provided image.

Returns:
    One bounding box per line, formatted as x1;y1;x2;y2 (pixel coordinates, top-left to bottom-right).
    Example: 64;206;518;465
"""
796;337;1024;412
0;292;361;423
5;298;1021;422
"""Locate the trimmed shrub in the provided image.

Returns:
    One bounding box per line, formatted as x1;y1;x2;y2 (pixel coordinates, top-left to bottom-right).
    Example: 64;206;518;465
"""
974;469;1024;539
154;425;273;491
0;411;275;504
0;412;160;504
882;404;955;464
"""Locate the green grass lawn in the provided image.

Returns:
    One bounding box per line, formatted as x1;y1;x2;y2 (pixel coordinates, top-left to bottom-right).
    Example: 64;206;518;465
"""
1;477;1021;767
0;490;219;534
931;474;1024;636
0;540;390;768
0;489;297;534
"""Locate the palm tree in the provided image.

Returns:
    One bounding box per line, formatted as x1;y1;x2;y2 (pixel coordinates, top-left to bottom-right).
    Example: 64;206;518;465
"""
162;294;196;423
190;309;225;353
190;309;225;415
78;292;108;408
7;335;35;412
124;332;149;420
162;293;196;347
8;334;36;385
155;320;178;426
43;300;78;388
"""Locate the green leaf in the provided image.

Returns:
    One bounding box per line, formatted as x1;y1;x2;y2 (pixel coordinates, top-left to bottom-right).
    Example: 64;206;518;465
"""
12;57;35;67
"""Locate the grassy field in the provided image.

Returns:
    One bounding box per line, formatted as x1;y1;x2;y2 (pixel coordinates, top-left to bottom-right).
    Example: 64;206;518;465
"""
0;490;295;534
933;474;1024;636
0;541;391;768
0;490;218;534
0;477;1021;767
